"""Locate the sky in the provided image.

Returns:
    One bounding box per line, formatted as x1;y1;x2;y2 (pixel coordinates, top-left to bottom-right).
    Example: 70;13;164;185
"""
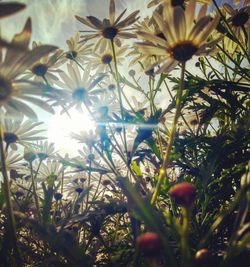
0;0;150;46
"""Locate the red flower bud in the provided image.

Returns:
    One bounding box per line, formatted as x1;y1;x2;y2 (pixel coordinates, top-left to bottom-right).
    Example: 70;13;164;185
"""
169;182;196;207
195;248;213;266
136;232;162;257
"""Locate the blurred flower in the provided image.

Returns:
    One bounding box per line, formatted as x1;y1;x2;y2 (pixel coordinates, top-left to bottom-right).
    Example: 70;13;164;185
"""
71;129;99;147
64;32;92;64
0;150;23;171
137;0;220;74
0;19;56;118
33;140;57;160
89;44;128;74
129;17;164;70
19;159;64;185
91;92;120;121
2;113;45;150
223;1;250;50
169;182;196;207
63;172;87;196
54;64;105;112
22;41;64;85
23;148;37;163
75;0;139;51
147;0;211;8
131;95;149;113
36;159;64;183
100;75;117;96
77;145;100;165
136;232;162;257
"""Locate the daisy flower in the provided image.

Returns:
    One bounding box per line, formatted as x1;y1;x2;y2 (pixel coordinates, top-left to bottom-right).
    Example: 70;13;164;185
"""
22;41;64;85
0;19;57;118
54;64;105;112
137;0;221;74
64;32;92;64
33;140;57;160
19;159;64;185
223;0;250;45
2;113;46;150
75;0;139;51
77;145;101;165
71;129;99;147
36;159;64;184
91;92;120;121
89;44;128;74
0;150;23;172
129;17;164;70
147;0;211;8
63;172;87;197
100;74;117;95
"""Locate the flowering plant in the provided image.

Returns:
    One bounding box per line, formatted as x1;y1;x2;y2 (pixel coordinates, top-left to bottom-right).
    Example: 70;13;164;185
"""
0;0;250;266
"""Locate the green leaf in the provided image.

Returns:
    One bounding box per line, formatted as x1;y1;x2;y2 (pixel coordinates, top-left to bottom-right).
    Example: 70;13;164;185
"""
131;161;143;177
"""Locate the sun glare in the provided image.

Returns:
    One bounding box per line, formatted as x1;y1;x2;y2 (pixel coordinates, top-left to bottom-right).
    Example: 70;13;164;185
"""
47;109;96;155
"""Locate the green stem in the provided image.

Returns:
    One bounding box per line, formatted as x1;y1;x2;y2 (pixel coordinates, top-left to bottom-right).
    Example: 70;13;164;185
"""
0;123;22;266
110;40;128;162
181;207;191;267
216;45;250;80
29;162;41;222
85;149;92;211
151;62;185;205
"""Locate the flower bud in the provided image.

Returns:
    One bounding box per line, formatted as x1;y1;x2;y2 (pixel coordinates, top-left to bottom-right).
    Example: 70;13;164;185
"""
195;248;213;266
169;182;196;207
136;232;162;257
23;149;36;163
129;69;136;76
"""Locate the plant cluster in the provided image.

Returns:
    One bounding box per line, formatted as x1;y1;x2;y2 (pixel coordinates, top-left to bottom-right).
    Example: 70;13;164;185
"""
0;0;250;266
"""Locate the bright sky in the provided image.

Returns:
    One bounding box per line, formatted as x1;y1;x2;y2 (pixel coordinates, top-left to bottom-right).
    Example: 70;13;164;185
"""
0;0;151;46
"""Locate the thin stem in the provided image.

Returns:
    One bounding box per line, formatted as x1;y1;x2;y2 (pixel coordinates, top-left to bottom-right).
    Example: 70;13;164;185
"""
151;62;185;205
110;40;128;162
181;207;191;267
85;148;92;211
216;45;250;80
0;122;22;266
29;162;41;222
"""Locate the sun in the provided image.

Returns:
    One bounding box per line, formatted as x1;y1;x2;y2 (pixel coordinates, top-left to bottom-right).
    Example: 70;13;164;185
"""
47;109;96;155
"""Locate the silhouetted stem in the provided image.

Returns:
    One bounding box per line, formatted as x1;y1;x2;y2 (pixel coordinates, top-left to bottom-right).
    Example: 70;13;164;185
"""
151;62;185;205
0;122;22;266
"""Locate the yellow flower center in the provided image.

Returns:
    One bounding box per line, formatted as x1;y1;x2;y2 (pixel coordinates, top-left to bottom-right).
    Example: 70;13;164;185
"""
170;41;198;62
0;76;13;103
232;11;249;27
